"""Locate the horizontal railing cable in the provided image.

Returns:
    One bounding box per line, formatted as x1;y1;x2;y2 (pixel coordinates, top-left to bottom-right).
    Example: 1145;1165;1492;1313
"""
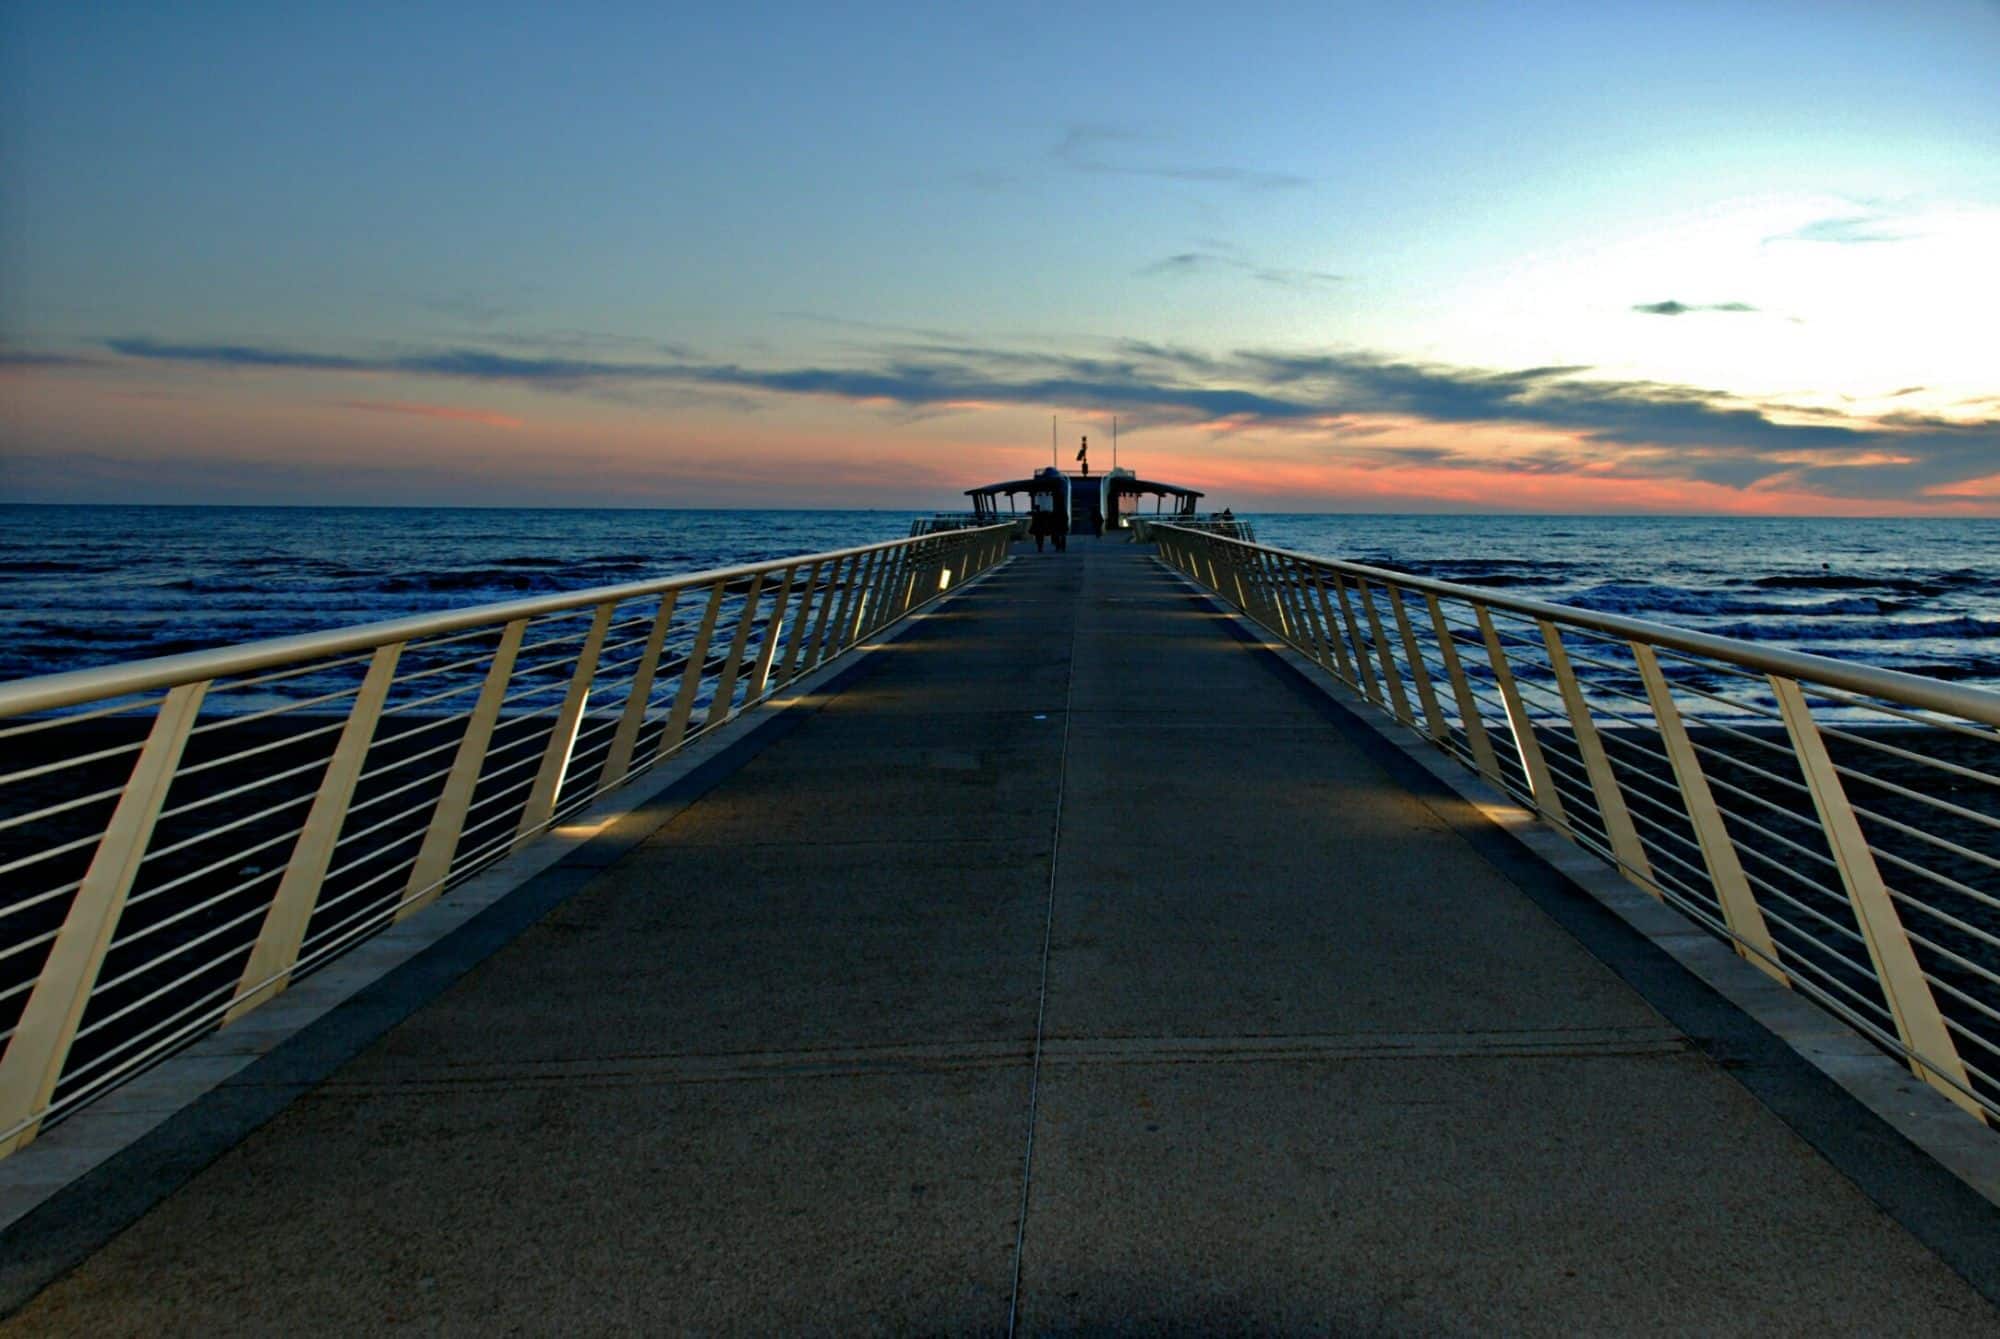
1151;523;2000;1126
0;525;1012;1155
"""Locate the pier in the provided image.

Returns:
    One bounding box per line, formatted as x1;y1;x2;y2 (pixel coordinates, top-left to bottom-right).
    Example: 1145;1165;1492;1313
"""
3;535;1999;1332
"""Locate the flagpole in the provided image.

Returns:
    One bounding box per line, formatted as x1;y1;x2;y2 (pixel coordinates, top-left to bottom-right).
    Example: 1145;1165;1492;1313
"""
1051;415;1057;469
1113;416;1118;470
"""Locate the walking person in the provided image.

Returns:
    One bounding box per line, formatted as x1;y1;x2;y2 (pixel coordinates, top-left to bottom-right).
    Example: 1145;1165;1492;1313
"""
1029;501;1048;553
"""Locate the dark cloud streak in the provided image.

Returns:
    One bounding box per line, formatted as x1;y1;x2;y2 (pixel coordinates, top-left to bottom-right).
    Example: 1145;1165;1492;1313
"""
1052;125;1308;191
1138;251;1344;290
1765;214;1909;245
1632;300;1758;316
97;332;2000;502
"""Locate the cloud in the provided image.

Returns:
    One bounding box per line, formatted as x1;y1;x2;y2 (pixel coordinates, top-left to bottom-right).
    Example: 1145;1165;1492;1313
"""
1631;300;1758;316
102;336;686;387
1765;214;1909;245
1052;124;1308;191
0;348;99;370
98;332;2000;502
334;400;523;428
1137;251;1344;290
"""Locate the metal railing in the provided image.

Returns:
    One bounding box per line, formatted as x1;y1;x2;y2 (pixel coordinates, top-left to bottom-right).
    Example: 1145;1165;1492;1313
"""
1131;515;1257;543
0;525;1012;1155
910;513;1029;539
1153;524;2000;1126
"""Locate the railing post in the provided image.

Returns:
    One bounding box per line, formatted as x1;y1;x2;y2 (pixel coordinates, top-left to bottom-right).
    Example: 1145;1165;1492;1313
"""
1266;553;1294;635
515;602;616;846
229;644;403;1022
1228;544;1251;612
599;590;678;789
845;550;880;643
872;545;897;627
1332;575;1381;703
1275;556;1313;649
1770;674;1984;1120
705;574;765;727
661;582;726;753
1288;559;1332;669
1539;621;1651;885
401;619;526;918
1238;546;1267;624
749;565;799;699
806;554;848;668
911;538;936;611
829;552;869;655
1388;586;1447;741
875;543;906;630
1475;605;1566;826
1254;551;1288;636
1427;595;1503;788
886;541;918;623
1358;579;1412;723
1310;572;1357;685
865;546;897;634
895;545;919;617
0;681;206;1154
777;562;823;684
1631;644;1784;981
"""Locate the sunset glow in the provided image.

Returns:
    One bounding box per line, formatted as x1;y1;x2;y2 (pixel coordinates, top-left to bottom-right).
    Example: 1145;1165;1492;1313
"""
3;4;1996;513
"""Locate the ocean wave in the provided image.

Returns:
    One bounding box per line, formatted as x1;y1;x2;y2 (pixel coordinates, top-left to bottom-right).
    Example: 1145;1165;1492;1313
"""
1873;660;2000;683
223;556;372;577
0;557;121;575
1562;582;1907;619
151;569;583;597
1747;569;1989;596
373;569;575;594
1451;573;1568;588
1701;616;2000;644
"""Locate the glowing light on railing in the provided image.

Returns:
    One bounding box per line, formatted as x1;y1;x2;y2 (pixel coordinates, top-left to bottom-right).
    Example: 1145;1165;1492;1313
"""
939;569;952;591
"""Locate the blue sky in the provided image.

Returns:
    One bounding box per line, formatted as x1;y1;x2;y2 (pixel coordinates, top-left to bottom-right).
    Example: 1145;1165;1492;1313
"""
3;1;1998;510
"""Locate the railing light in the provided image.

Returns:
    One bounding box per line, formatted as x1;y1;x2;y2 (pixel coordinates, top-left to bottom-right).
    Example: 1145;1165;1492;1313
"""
939;569;952;591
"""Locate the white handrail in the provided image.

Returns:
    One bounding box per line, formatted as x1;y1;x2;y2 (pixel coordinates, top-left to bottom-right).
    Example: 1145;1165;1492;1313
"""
1150;525;2000;729
1150;522;2000;1127
0;524;1015;1155
0;530;1010;719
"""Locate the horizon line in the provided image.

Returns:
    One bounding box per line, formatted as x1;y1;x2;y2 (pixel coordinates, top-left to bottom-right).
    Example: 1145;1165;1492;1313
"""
0;500;1992;521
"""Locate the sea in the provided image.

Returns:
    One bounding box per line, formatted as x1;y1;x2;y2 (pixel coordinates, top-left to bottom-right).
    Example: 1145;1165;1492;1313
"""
2;505;1998;695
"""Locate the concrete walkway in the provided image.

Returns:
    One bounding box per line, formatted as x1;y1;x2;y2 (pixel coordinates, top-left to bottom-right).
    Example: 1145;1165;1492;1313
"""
8;543;1998;1335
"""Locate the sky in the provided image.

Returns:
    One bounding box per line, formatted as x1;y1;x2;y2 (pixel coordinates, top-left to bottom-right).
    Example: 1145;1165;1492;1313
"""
2;1;1998;514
